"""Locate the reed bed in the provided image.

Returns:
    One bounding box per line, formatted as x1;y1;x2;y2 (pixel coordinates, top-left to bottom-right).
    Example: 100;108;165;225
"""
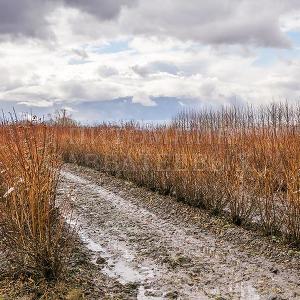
0;118;69;280
59;103;300;246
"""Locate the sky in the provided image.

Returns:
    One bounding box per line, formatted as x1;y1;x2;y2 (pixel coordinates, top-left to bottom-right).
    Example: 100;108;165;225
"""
1;0;300;123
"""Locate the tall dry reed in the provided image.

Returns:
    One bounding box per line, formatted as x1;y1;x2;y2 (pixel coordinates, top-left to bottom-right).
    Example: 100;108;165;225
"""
0;118;68;280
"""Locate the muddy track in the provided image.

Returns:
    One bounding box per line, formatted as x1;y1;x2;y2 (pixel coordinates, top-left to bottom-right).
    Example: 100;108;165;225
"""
58;164;300;300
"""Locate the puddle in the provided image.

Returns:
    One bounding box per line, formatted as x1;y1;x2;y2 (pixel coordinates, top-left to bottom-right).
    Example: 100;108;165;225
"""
241;283;260;300
82;227;262;300
65;216;162;299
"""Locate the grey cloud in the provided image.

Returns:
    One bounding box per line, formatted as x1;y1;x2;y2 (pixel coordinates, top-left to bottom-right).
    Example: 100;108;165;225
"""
132;61;179;77
123;0;299;48
98;65;119;77
0;0;136;38
60;79;124;102
61;80;87;100
62;0;137;21
73;48;88;59
0;68;23;92
0;0;299;48
0;0;57;38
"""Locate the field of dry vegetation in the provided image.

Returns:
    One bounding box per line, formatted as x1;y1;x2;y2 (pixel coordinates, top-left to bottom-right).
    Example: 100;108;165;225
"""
60;102;300;246
1;102;300;296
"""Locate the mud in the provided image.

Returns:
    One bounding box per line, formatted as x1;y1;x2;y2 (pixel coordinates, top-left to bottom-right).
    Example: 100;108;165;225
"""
58;164;300;300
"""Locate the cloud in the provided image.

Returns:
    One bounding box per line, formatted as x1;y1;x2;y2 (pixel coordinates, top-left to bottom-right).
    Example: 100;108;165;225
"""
72;48;88;59
59;79;128;102
0;68;23;92
0;0;299;48
62;0;137;21
132;92;157;106
0;0;136;39
98;65;119;77
1;33;300;114
132;61;179;77
120;0;298;48
0;0;56;39
17;99;54;108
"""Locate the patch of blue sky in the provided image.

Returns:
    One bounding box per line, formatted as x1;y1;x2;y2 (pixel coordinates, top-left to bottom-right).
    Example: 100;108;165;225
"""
253;31;300;67
68;58;91;65
252;48;279;66
184;43;209;52
287;31;300;47
90;39;132;54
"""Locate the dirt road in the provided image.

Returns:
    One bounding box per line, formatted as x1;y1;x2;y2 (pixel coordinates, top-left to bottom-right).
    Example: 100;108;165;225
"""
58;164;300;300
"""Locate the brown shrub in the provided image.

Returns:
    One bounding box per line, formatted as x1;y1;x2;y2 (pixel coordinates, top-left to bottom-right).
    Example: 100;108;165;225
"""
0;120;69;280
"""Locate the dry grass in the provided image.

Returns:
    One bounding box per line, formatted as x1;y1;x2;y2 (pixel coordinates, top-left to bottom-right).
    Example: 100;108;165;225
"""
0;118;70;281
59;102;300;246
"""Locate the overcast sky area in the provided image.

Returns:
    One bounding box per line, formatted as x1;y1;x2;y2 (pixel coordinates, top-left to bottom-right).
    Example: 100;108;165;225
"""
1;0;300;122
